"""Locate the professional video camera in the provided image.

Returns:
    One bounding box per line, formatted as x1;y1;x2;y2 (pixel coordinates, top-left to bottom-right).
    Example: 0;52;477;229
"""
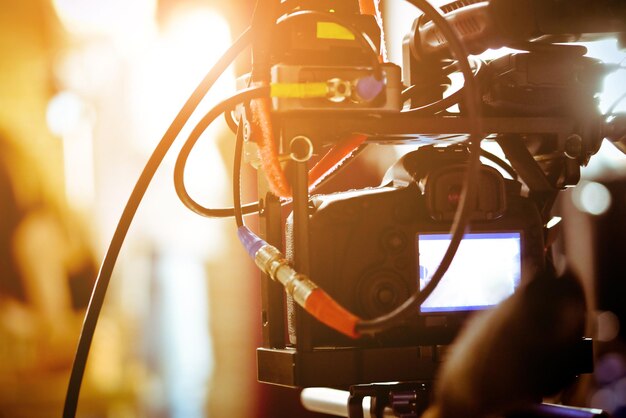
62;1;626;417
241;0;626;416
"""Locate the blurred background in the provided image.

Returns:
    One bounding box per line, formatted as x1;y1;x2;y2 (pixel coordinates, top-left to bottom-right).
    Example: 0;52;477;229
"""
0;0;624;417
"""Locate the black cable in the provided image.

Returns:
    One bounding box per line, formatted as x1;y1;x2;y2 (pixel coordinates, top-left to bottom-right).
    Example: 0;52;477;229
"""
233;115;245;228
233;139;369;228
356;0;483;335
403;89;462;114
250;0;279;83
401;58;484;115
62;27;253;418
174;86;269;218
174;10;382;218
180;94;369;221
481;148;517;180
224;107;239;133
605;90;626;117
400;84;417;102
182;103;375;220
178;8;382;219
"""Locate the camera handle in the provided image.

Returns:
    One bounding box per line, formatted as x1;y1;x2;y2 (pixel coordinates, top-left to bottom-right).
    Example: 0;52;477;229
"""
301;385;610;418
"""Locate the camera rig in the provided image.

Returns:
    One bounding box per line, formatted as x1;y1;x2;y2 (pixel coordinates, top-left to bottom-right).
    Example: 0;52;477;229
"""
254;106;599;385
62;0;626;417
247;0;626;392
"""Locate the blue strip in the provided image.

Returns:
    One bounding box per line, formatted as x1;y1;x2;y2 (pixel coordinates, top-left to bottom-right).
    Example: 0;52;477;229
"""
421;304;495;313
419;232;521;241
237;226;267;258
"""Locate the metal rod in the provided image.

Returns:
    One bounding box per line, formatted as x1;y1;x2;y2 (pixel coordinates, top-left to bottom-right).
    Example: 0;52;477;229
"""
259;192;286;348
291;155;313;351
301;388;396;418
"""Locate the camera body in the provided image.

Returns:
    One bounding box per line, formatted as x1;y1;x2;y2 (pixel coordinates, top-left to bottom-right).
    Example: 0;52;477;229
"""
286;145;545;349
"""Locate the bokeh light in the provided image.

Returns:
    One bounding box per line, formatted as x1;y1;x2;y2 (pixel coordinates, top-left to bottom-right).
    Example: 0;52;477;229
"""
572;181;613;216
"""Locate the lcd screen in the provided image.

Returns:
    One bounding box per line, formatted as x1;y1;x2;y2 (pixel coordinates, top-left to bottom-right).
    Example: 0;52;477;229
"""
418;232;522;313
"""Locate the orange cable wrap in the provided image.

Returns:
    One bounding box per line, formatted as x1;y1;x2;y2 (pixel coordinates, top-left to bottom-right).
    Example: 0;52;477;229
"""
251;97;367;198
250;97;292;198
305;288;361;339
248;3;382;199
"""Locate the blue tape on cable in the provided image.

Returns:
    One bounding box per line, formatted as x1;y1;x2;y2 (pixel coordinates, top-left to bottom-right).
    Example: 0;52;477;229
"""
237;226;267;258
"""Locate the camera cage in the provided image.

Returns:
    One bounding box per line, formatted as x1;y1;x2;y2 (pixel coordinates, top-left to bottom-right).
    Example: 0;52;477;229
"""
247;7;615;391
255;109;598;387
248;14;620;384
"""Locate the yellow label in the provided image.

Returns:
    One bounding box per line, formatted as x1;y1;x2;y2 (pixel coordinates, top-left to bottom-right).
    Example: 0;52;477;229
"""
316;22;355;41
270;83;329;98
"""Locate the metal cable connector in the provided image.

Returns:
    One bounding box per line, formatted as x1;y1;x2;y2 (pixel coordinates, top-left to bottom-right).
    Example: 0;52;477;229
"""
254;244;318;306
238;226;360;338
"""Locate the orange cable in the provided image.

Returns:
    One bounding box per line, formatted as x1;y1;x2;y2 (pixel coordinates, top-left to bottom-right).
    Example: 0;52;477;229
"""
305;288;361;338
251;100;368;198
308;133;368;190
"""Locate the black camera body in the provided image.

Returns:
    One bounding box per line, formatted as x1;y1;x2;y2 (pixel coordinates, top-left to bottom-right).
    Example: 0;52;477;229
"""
286;145;546;349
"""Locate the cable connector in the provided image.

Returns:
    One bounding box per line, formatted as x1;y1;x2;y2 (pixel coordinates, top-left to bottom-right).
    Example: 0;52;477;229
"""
238;226;361;338
254;243;318;307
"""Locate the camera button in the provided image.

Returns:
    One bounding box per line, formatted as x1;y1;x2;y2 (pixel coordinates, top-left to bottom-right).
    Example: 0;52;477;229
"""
382;229;407;253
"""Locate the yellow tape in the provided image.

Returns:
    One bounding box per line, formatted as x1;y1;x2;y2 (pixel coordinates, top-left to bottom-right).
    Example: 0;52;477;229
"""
316;21;355;41
270;82;329;98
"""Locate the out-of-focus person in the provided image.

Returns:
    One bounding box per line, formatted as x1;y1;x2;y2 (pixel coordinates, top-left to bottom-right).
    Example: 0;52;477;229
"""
0;129;97;416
